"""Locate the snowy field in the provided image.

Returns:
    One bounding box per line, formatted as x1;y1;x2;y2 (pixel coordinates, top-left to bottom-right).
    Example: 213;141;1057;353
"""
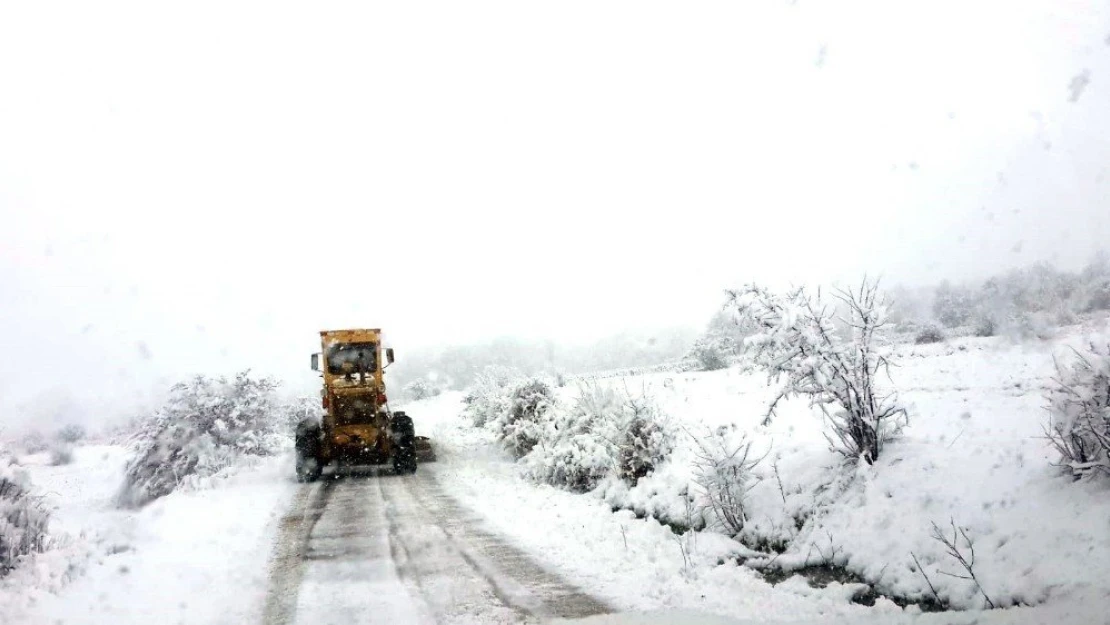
410;324;1110;624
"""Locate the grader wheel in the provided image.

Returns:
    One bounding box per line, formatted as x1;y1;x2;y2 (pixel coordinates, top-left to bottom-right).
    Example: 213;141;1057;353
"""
391;412;417;475
295;418;323;482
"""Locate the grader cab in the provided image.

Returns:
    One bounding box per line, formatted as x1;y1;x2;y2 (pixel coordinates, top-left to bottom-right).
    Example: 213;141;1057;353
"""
294;328;434;481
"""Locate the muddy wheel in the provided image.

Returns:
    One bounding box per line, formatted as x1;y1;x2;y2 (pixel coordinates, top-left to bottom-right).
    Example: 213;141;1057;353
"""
391;412;417;475
295;418;323;482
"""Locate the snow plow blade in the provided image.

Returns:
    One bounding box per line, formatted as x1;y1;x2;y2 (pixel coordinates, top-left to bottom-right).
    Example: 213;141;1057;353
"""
415;436;436;462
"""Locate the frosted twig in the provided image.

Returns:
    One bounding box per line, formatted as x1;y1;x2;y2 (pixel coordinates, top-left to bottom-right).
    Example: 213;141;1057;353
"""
930;519;995;609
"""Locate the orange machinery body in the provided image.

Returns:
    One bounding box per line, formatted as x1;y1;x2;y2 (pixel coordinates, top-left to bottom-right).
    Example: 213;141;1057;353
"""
317;328;394;465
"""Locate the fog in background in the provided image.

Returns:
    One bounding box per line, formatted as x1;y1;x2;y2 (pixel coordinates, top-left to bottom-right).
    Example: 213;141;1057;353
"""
1;0;1108;431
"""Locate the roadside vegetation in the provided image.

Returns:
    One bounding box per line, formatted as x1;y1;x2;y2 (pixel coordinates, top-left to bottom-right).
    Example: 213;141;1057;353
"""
116;372;311;508
455;256;1110;613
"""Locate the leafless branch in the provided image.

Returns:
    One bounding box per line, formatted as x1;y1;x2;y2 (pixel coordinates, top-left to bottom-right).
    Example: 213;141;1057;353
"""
910;552;944;607
929;519;995;609
772;459;787;505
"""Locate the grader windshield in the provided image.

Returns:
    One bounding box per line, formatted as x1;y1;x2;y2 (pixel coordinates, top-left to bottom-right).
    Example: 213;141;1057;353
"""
326;342;378;378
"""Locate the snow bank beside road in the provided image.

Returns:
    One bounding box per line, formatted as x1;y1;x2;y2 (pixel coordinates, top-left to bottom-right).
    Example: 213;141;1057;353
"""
5;445;298;625
430;438;885;623
413;328;1110;623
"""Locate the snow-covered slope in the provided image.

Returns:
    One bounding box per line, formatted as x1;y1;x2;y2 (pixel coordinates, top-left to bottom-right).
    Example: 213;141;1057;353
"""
411;325;1110;624
2;446;298;625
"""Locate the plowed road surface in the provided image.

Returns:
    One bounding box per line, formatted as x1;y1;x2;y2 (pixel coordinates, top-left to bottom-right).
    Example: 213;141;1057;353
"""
262;466;610;625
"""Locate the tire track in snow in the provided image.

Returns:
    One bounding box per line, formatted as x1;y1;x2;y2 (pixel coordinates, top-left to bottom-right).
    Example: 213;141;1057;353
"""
263;467;608;624
379;475;533;624
289;473;428;625
261;479;333;625
407;468;611;620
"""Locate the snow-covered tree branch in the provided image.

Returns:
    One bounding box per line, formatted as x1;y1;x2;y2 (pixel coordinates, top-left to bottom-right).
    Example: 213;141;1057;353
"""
726;279;907;464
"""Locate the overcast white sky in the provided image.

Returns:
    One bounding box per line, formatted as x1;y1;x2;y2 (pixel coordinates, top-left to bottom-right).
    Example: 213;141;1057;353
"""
1;0;1108;426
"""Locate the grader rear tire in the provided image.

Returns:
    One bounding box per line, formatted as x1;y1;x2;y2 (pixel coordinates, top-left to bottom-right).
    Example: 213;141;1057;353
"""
295;418;323;482
391;412;417;475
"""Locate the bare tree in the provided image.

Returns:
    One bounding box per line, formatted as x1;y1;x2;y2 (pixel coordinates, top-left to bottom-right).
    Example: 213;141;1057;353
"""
727;279;907;464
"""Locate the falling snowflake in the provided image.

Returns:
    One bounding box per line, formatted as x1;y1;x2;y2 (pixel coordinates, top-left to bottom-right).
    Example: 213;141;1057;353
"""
1068;69;1091;103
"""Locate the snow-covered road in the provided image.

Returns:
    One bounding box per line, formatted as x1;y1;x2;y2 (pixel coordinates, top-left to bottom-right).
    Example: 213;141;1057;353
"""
263;466;610;625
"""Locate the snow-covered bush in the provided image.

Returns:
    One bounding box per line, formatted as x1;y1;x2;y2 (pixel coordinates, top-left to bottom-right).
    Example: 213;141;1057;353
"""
1004;310;1057;341
972;315;996;337
117;371;283;508
688;309;750;371
1044;341;1110;479
1080;252;1110;308
48;443;73;466
691;425;765;536
689;337;732;371
403;379;441;402
462;366;520;427
1080;278;1110;312
728;279;907;464
1;455;52;577
617;395;673;486
524;383;614;491
914;324;944;344
54;424;86;445
277;395;324;435
933;281;977;328
18;431;47;455
492;377;555;459
523;383;673;492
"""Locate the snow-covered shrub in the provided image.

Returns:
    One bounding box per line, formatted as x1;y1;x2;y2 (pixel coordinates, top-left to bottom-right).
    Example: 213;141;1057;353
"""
617;395;673;486
689;309;750;371
524;383;614;490
914;324;945;344
403;379;441;402
462;366;520;427
1080;251;1110;307
1003;310;1057;341
689;337;732;371
54;424;86;445
933;281;977;328
18;431;47;455
691;425;765;536
1044;341;1110;479
972;315;996;337
1081;278;1110;312
523;383;673;492
1;455;52;577
117;371;283;508
492;377;555;459
48;443;73;466
277;395;324;434
728;279;907;464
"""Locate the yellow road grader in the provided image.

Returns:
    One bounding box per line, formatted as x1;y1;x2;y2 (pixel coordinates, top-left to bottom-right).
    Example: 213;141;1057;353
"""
295;328;434;481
